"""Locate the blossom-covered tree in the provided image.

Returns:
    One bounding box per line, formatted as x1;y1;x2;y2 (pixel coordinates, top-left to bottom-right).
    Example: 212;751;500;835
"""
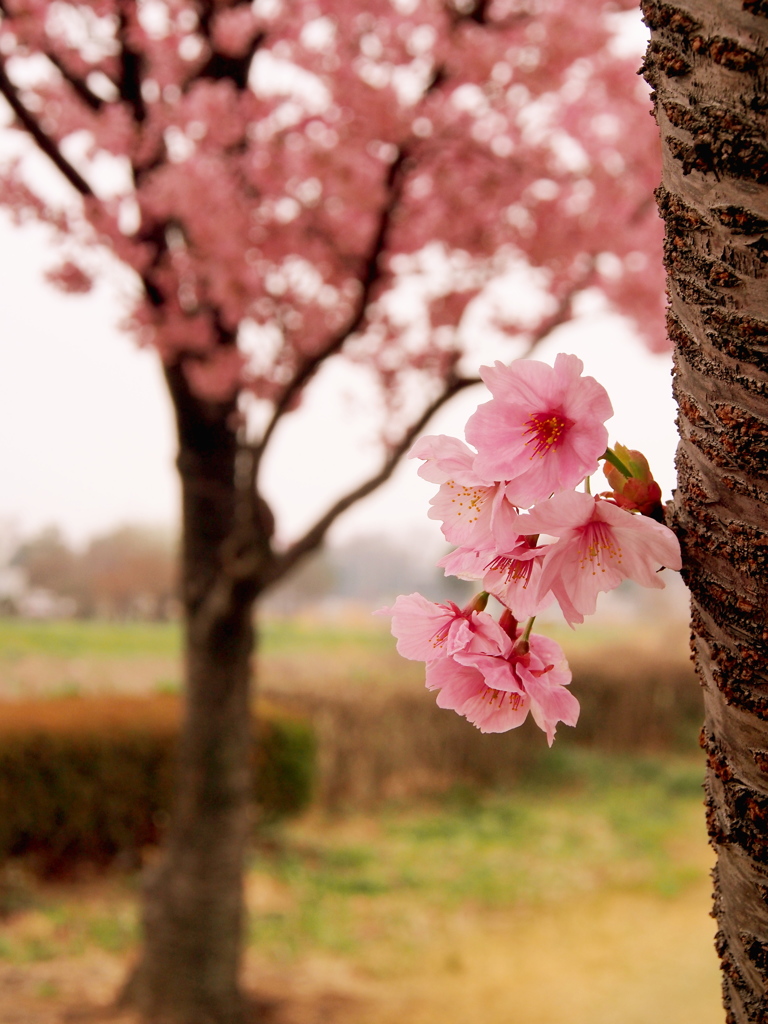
0;0;666;1020
642;2;768;1020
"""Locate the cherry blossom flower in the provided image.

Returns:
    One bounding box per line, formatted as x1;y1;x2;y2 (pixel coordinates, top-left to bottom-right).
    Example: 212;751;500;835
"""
465;354;613;507
382;592;512;662
438;538;553;621
519;490;682;624
409;434;519;548
425;630;578;744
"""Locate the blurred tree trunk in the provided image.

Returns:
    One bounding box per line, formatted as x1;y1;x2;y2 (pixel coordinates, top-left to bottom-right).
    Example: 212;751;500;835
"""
642;1;768;1018
124;365;263;1024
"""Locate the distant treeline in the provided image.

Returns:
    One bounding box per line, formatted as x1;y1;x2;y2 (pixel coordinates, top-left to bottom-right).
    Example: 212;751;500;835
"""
4;525;178;621
1;525;467;620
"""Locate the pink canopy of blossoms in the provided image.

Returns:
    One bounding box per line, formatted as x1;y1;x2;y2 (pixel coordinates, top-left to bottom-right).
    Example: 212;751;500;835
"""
386;353;682;745
0;0;666;427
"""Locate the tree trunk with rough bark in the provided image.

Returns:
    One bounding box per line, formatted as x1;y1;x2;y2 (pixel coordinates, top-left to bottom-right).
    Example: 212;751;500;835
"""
123;365;263;1024
642;2;768;1019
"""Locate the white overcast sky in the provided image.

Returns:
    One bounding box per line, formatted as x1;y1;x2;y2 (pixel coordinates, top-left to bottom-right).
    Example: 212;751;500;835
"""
0;210;679;553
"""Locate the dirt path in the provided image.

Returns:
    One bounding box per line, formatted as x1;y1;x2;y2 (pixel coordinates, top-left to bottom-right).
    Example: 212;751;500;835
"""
0;876;720;1024
359;881;722;1024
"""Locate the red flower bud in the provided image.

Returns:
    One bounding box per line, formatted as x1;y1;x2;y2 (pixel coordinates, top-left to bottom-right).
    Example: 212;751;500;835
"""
603;444;664;520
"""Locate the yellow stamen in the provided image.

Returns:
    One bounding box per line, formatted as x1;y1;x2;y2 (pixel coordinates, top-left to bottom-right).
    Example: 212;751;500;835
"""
523;412;568;459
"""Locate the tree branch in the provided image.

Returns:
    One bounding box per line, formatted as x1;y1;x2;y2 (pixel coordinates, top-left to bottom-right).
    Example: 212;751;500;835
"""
446;0;527;32
54;64;104;112
0;0;105;111
46;53;105;112
116;0;146;125
0;57;95;198
254;150;408;462
262;374;481;589
197;33;266;91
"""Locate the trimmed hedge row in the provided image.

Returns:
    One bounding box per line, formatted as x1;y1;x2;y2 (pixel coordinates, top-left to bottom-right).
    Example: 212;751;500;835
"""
276;650;703;810
0;695;315;875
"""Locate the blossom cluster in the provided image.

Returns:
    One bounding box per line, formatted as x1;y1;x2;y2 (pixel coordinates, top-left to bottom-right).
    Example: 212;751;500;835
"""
382;354;681;745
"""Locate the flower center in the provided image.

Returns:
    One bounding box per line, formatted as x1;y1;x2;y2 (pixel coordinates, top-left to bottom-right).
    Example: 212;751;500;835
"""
578;523;622;574
486;554;533;588
482;686;523;708
444;480;487;524
523;411;569;459
431;622;452;648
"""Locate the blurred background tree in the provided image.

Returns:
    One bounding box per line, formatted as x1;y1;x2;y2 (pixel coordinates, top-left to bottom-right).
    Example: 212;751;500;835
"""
79;524;177;619
0;0;667;1020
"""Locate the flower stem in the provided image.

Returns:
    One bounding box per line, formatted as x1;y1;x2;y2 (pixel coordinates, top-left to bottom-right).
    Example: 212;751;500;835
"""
513;616;535;655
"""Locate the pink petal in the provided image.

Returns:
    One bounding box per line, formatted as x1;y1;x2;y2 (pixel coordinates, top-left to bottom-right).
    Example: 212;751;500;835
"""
427;656;485;702
461;689;531;733
480;357;568;408
386;593;461;661
523;671;580;746
408;434;480;485
438;545;490;580
520;490;596;535
427;479;497;547
454;651;523;692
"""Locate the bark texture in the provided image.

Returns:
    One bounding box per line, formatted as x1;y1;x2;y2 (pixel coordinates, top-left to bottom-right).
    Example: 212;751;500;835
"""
642;2;768;1020
123;365;262;1024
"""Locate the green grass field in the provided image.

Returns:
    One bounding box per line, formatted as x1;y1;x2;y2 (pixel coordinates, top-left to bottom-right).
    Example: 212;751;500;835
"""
0;615;397;662
0;618;182;660
0;614;717;1023
0;612;690;702
0;615;409;697
0;611;686;662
